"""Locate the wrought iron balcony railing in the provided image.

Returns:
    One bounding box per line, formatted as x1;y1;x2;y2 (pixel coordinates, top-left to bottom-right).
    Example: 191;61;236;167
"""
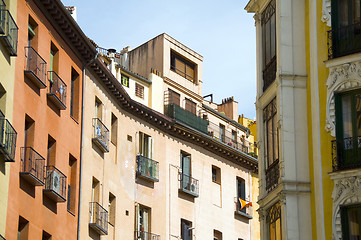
263;56;276;92
0;9;18;56
235;198;253;219
135;230;161;240
92;118;109;152
164;103;208;134
24;46;47;89
20;147;45;186
47;71;67;110
0;111;16;162
43;165;66;202
265;159;279;193
136;155;159;182
332;137;361;171
179;173;199;197
89;202;108;235
328;22;361;59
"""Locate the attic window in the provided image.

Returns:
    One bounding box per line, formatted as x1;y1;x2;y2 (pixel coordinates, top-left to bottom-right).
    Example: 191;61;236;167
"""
170;51;196;83
121;74;129;87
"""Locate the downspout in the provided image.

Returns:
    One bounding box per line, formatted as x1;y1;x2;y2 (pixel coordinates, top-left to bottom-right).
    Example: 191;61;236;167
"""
77;54;98;240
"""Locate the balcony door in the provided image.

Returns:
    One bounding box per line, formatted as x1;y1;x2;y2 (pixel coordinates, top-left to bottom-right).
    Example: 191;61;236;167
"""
335;89;361;168
136;205;150;238
139;132;153;159
181;152;191;189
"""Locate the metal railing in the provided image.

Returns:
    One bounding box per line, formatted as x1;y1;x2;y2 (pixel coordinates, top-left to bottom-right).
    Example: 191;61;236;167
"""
136;155;159;181
0;111;16;161
48;71;67;107
164;103;208;133
89;202;108;235
332;137;361;171
0;9;18;56
207;121;249;153
328;22;361;59
20;147;45;185
25;46;47;87
265;159;279;192
262;56;277;92
92;118;109;152
179;173;199;197
135;230;160;240
44;165;66;201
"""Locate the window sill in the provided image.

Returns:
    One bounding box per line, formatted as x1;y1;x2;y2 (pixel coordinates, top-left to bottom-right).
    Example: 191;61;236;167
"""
235;210;252;219
70;115;79;124
67;209;76;217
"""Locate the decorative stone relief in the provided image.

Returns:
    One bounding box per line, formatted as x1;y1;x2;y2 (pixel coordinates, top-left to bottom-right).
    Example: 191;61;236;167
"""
325;62;361;137
331;175;361;240
321;0;331;27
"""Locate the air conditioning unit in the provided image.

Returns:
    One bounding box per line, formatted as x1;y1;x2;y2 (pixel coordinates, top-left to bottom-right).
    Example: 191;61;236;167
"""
46;170;61;194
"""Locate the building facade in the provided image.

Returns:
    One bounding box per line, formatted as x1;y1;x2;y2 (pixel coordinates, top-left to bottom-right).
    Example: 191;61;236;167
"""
5;0;96;239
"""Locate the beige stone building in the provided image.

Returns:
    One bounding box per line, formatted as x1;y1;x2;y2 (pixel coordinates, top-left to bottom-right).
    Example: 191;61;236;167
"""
78;33;259;240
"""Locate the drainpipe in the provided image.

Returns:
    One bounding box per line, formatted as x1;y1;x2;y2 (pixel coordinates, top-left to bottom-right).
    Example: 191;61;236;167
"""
77;54;98;240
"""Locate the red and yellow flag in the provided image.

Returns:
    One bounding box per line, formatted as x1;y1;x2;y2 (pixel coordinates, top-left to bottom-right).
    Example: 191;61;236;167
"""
239;198;252;210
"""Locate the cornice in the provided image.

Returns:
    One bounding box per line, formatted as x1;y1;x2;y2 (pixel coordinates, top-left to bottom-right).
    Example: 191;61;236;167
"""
89;58;258;172
33;0;97;64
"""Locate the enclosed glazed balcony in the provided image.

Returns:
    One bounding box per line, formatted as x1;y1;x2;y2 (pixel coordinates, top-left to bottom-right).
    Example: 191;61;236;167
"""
89;202;108;235
20;147;45;186
0;0;5;34
0;111;17;162
136;155;159;182
164;103;208;134
92;118;109;152
265;159;279;193
24;46;47;89
134;230;160;240
43;165;66;202
263;56;277;92
332;137;361;171
47;71;67;110
235;198;253;219
0;8;18;56
328;23;361;59
179;173;199;197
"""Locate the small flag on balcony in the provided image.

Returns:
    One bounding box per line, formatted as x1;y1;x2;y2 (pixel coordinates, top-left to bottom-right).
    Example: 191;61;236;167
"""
239;198;252;210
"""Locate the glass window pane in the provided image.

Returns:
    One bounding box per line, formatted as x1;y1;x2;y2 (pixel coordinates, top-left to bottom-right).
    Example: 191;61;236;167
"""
276;218;282;240
267;119;274;166
265;21;271;64
342;95;353;138
348;208;361;240
271;14;276;59
356;94;361;136
273;118;279;160
338;0;349;27
270;222;276;240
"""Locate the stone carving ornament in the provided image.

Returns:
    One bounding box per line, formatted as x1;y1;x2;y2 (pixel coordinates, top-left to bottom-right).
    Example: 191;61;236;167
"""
321;0;331;27
331;175;361;240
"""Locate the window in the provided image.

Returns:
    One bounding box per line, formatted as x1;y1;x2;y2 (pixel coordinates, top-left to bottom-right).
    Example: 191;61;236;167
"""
47;135;56;166
181;219;193;240
212;165;221;184
42;231;51;240
70;68;80;120
24;115;35;148
91;177;100;203
185;98;196;115
261;0;276;91
171;51;196;83
17;216;29;240
214;230;222;240
219;124;225;143
267;203;282;240
334;88;361;170
168;89;180;106
50;42;59;74
108;193;116;226
67;154;77;213
232;130;237;144
136;205;151;235
139;132;153;159
28;16;38;49
341;204;361;239
135;83;144;99
330;0;361;58
111;113;118;146
121;74;129;87
263;98;278;167
181;152;191;177
237;177;246;213
95;97;103;121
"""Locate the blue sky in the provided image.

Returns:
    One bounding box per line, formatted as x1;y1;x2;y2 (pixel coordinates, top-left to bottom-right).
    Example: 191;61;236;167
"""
61;0;257;119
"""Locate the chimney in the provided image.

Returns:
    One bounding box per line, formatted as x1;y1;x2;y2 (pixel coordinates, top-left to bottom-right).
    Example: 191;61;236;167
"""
217;97;238;121
120;46;131;69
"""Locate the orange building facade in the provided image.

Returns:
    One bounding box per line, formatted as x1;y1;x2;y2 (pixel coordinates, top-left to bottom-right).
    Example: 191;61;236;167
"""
5;0;96;239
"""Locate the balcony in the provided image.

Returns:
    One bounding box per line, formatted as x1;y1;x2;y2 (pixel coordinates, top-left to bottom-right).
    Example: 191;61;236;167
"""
92;118;109;152
136;155;159;182
0;111;16;162
43;165;66;202
328;22;361;59
47;71;66;110
0;0;5;34
20;147;45;186
164;103;208;134
207;122;250;154
265;159;279;193
89;202;108;235
263;56;276;92
24;46;47;89
179;173;199;197
235;199;253;219
0;9;18;56
332;137;361;171
134;230;160;240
